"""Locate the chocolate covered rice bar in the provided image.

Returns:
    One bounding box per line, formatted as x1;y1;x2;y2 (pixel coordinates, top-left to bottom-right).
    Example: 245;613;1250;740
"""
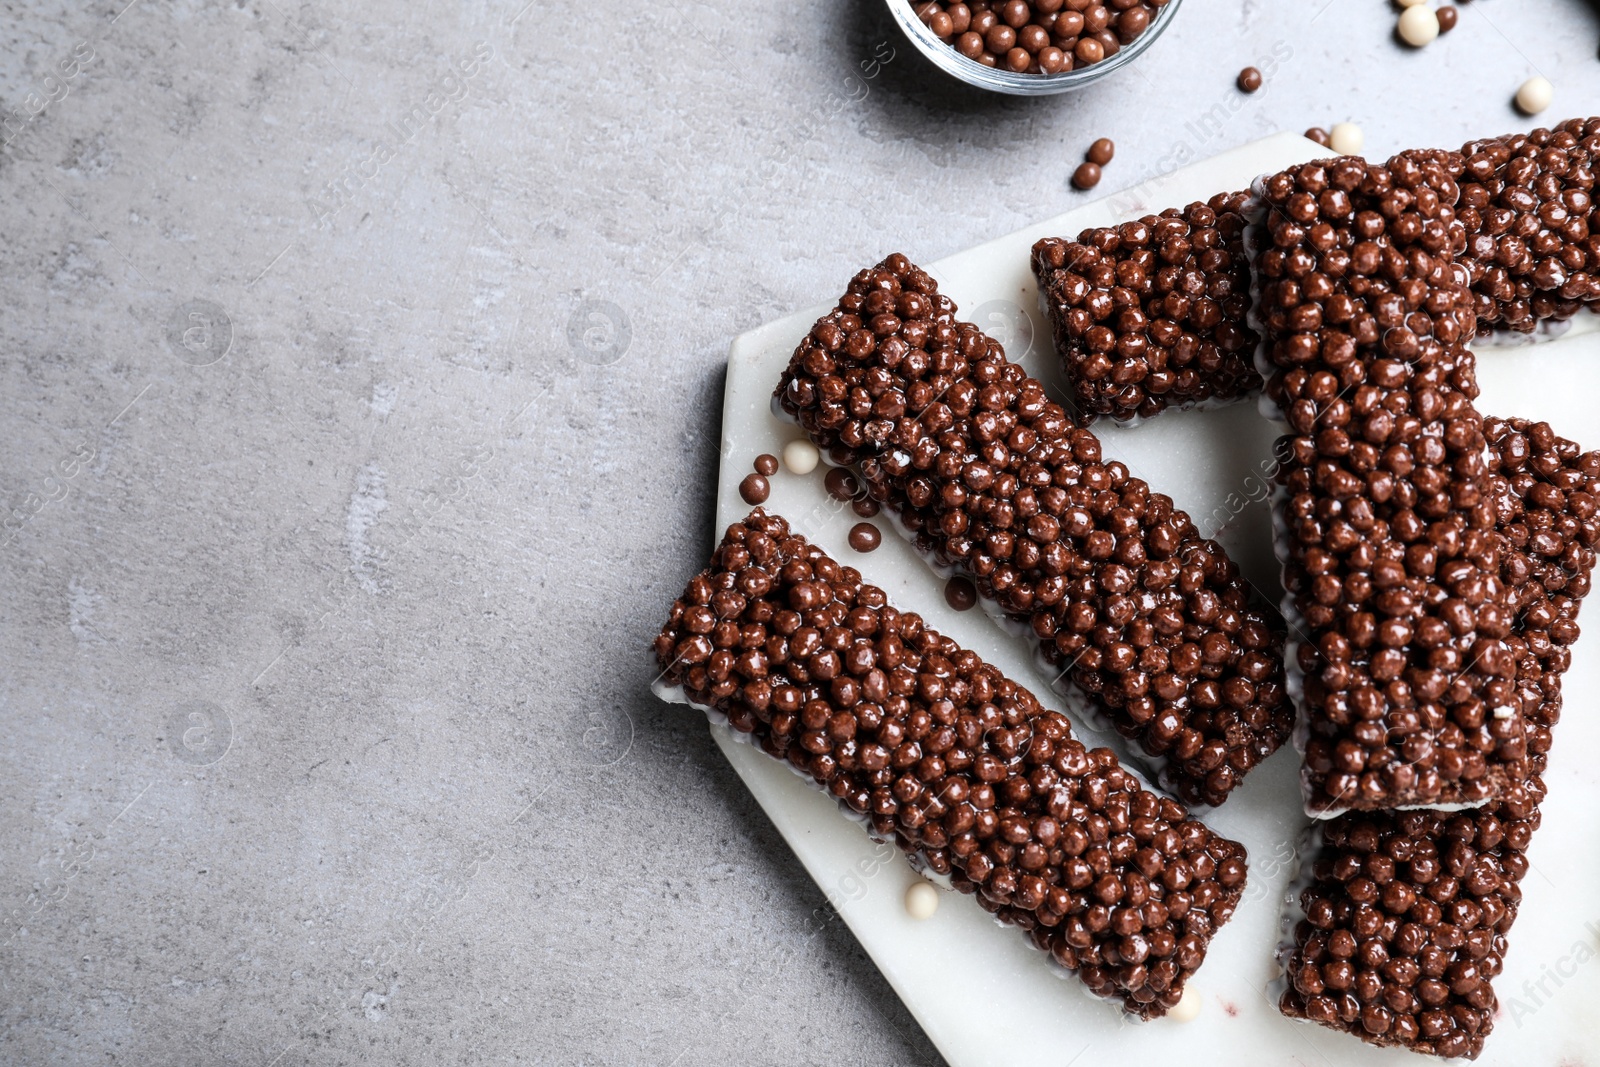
1459;117;1600;333
654;508;1249;1018
1032;191;1263;423
774;254;1293;807
1278;417;1600;1058
1250;152;1530;813
1033;118;1600;424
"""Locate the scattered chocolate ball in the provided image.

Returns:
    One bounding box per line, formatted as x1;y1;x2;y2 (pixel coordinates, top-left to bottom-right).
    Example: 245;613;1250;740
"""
1236;66;1261;93
753;453;779;477
824;466;860;502
847;521;881;553
1397;3;1439;46
1304;126;1331;147
1086;137;1114;165
904;880;940;920
738;473;769;505
915;0;1167;76
851;497;880;518
1072;161;1102;189
944;575;977;612
1436;5;1457;31
1515;75;1553;115
782;439;819;475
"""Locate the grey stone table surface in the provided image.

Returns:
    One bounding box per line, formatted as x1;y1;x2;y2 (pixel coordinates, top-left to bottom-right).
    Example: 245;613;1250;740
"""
3;0;1599;1063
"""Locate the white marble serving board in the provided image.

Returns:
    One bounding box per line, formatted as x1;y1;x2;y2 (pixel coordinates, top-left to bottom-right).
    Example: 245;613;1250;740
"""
699;132;1600;1066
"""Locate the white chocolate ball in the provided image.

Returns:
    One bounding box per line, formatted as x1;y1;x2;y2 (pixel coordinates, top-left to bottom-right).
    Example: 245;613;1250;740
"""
1329;122;1365;156
904;880;940;920
782;439;820;475
1395;0;1427;6
1516;76;1554;116
1397;5;1439;46
1168;984;1203;1022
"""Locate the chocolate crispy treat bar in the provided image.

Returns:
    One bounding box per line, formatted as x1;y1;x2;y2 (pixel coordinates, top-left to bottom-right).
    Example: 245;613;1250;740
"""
1279;418;1600;1058
1459;117;1600;333
1250;153;1532;813
1031;191;1263;423
1030;119;1600;424
774;254;1293;808
654;509;1249;1018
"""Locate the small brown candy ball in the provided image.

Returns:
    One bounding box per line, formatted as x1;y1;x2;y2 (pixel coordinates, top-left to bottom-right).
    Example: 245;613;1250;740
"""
754;453;779;477
1073;161;1103;189
986;23;1017;53
1304;126;1331;147
1087;137;1115;165
1237;66;1262;93
1115;5;1149;41
739;474;770;505
825;467;860;502
849;522;882;553
1019;24;1050;53
1436;5;1457;31
945;576;978;611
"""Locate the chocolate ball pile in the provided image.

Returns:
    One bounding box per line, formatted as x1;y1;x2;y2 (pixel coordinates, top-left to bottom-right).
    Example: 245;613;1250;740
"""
1253;153;1534;812
913;0;1169;75
775;254;1292;807
1456;117;1600;333
739;472;770;505
1280;417;1600;1058
1032;191;1263;423
655;509;1248;1017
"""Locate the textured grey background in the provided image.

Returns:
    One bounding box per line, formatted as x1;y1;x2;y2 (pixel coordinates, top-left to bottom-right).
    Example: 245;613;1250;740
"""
3;0;1600;1063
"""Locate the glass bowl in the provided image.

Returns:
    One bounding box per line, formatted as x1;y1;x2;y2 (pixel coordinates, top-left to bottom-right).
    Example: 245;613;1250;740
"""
885;0;1184;96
